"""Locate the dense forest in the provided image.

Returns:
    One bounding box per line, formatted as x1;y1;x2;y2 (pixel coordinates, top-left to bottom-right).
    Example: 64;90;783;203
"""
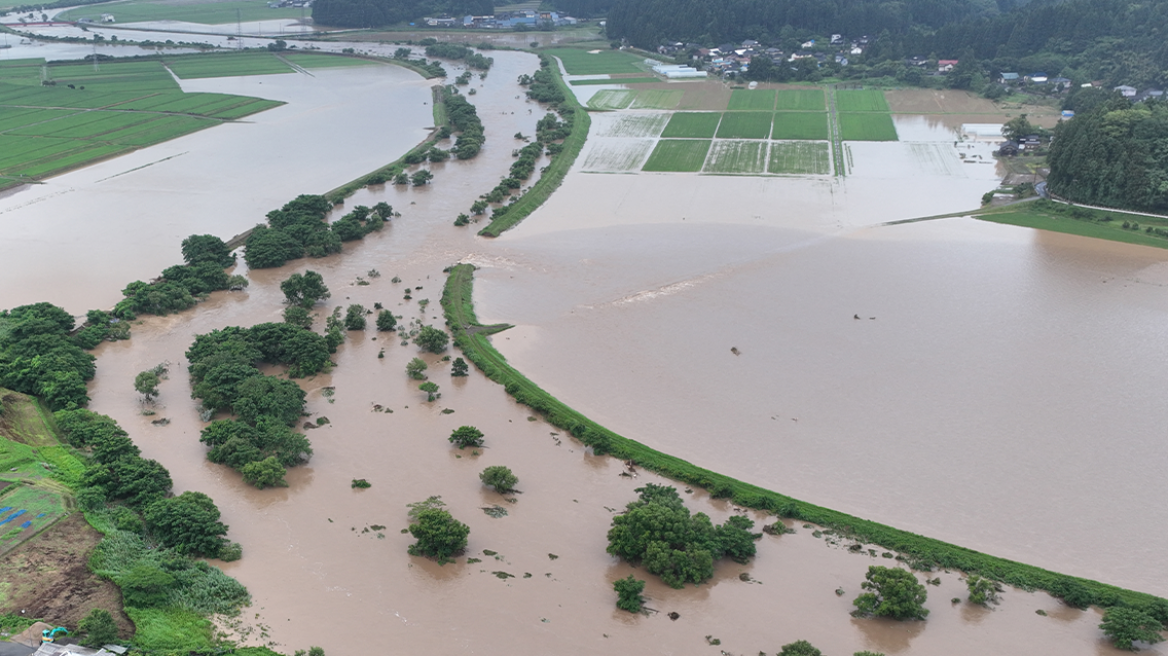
1047;98;1168;212
607;0;1168;88
313;0;491;28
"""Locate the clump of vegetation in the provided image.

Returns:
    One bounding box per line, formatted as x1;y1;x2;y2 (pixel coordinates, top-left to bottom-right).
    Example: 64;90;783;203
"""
414;325;449;353
1100;607;1164;651
344;304;367;330
406;357;428;380
966;574;1002;606
352;478;372;489
852;566;929;620
241;456;288;488
451;357;469;377
479;465;518;493
78;608;119;647
419;381;440;401
113;234;245;319
134;369;161;402
606;484;761;588
281;270;331;308
778;640;823;656
449;425;484;449
376;310;397;331
407;496;469;562
614;575;646;613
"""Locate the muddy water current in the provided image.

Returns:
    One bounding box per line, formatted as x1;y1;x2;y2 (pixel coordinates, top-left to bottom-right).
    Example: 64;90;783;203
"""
1;41;1164;654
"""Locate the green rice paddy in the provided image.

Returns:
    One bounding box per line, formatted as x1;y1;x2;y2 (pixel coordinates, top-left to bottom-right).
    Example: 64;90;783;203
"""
771;112;828;140
642;139;711;172
164;52;295;79
768;141;831;174
629;89;682;109
661;112;721;138
775;89;826;111
282;53;380;69
715;112;773;139
0;56;284;190
545;48;647;75
727;89;775;110
703;140;767;174
569;77;659;86
587;89;635;110
838;112;898;141
835;89;890;112
58;0;305;25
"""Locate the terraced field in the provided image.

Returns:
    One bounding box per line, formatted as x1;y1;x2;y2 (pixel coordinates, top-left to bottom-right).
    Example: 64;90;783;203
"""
642;139;711;172
703;140;768;174
768;141;831;174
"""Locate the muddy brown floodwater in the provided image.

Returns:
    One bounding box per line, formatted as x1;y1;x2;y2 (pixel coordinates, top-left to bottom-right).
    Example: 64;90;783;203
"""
4;44;1165;654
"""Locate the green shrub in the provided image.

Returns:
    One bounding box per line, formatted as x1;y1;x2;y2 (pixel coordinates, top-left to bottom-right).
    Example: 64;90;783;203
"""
449;426;484;449
407;508;469;561
78;608;118;646
1100;607;1165;651
613;575;645;613
778;641;822;656
479;465;518;493
853;566;928;620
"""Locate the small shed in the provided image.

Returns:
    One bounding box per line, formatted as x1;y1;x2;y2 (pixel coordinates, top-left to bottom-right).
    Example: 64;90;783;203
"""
1114;85;1137;97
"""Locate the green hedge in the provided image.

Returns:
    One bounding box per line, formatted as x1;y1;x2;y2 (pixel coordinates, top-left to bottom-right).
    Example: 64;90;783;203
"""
441;263;1168;617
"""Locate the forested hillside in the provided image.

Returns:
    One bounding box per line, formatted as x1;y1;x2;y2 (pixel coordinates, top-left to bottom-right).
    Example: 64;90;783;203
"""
1047;98;1168;212
313;0;491;28
607;0;1168;88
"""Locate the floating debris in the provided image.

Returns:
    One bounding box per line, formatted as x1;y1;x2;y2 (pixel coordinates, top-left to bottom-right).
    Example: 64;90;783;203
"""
492;571;514;579
481;505;508;518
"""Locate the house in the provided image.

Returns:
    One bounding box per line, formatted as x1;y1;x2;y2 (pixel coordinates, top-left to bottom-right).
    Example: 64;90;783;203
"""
1020;135;1041;147
998;141;1019;156
100;13;114;22
850;46;863;55
938;59;958;72
801;39;815;48
906;56;928;67
830;34;843;44
1136;89;1164;102
1049;76;1071;88
1061;110;1075;118
835;54;849;66
741;39;759;47
1000;72;1019;83
1027;72;1048;83
1114;85;1137;97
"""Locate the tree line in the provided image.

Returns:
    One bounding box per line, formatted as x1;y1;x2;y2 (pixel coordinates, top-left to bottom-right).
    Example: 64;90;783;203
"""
1048;97;1168;213
245;194;391;269
312;0;491;28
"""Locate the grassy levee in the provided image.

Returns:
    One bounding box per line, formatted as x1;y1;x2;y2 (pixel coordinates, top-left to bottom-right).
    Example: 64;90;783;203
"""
976;199;1168;250
478;55;590;237
321;85;445;204
442;263;1168;613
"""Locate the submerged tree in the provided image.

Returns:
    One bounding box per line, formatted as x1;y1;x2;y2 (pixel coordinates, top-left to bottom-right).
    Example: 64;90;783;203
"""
479;465;518;493
134;370;160;402
852;566;929;620
419;381;440;401
415;325;449;353
407;497;469;562
613;575;646;613
281;270;331;308
449;425;484;449
406;357;428;380
451;357;469;377
1100;607;1165;651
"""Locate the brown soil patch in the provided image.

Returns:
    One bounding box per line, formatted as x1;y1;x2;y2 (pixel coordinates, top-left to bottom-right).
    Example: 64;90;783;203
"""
0;513;133;638
886;88;1001;114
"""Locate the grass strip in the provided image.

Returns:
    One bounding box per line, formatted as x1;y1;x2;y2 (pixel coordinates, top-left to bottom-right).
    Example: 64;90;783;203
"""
976;199;1168;249
478;56;590;237
441;263;1168;613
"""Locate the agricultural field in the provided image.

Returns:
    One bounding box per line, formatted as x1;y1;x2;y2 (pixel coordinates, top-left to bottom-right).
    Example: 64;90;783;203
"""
0;485;68;554
768;141;831;175
836;89;891;112
581;139;655;172
839;112;899;141
715;111;773;139
587;89;635;110
661;112;721;138
283;53;379;70
545;47;647;75
642;139;711;172
58;0;305;25
629;89;682;110
728;89;775;110
0;56;284;190
702;140;768;174
569;77;659;86
164;52;296;79
775;89;825;111
595;114;669;138
771;112;828;140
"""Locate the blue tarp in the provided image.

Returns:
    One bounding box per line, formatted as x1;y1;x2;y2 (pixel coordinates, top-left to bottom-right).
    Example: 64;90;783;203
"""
20;520;31;528
0;509;27;525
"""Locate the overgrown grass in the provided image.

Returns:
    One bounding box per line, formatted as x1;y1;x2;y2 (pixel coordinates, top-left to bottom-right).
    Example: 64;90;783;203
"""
702;140;767;174
442;263;1168;615
661;112;721;138
641;139;711;172
125;607;215;650
771;112;828;140
479;57;591;236
838;112;898;141
977;199;1168;249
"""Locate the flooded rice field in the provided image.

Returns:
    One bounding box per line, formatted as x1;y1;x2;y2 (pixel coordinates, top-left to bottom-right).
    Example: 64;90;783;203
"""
2;36;1166;654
